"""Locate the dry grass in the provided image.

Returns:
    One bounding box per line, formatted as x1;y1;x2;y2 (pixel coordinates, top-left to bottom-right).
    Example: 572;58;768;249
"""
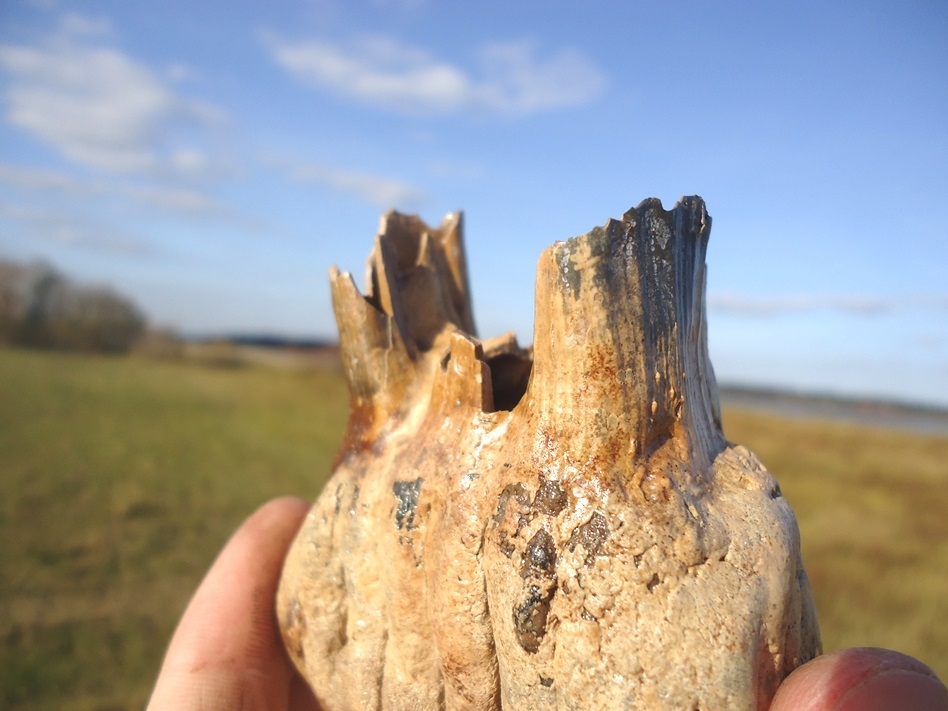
723;407;948;680
0;347;945;709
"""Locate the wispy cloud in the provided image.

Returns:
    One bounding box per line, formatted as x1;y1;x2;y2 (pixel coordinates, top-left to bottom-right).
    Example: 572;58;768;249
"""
262;154;424;208
0;199;150;255
708;293;948;316
264;33;607;116
428;160;484;180
0;14;225;175
0;163;227;217
57;12;114;39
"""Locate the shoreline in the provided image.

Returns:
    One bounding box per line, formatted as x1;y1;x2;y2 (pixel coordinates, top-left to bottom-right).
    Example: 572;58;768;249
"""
720;385;948;437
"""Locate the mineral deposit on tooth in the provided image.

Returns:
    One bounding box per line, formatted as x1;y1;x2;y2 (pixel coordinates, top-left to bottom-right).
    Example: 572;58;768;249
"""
277;198;821;711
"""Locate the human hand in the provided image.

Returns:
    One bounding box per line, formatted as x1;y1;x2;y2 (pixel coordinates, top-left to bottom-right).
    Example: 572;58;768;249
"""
771;646;948;711
147;497;947;711
146;496;321;711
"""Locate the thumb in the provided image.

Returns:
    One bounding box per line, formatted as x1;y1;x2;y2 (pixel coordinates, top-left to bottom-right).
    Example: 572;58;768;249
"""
146;497;318;711
770;648;948;711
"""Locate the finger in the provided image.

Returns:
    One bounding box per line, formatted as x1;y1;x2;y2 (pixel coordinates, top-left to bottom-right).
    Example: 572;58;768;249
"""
147;496;321;711
770;647;948;711
289;670;323;711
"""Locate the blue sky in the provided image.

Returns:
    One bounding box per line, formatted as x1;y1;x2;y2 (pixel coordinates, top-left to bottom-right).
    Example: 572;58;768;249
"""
1;0;946;406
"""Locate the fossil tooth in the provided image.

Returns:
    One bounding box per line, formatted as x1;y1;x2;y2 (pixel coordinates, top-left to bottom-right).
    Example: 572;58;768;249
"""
277;197;821;710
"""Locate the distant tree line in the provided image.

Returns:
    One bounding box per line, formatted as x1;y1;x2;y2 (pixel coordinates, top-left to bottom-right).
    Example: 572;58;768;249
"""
0;259;146;353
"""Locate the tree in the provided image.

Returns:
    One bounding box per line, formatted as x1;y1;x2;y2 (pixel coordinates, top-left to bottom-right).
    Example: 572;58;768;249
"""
0;258;146;353
0;260;28;345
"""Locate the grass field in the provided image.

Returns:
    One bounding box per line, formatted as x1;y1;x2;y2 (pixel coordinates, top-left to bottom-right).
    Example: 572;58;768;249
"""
723;408;948;676
1;347;946;709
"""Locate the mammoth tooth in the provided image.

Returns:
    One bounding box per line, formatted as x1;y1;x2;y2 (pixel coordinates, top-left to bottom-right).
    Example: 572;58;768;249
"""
277;197;821;711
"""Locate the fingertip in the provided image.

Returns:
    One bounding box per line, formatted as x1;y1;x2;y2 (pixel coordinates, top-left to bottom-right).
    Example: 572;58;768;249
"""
261;495;312;516
243;496;311;538
771;648;948;711
241;496;310;545
204;496;310;588
146;496;314;711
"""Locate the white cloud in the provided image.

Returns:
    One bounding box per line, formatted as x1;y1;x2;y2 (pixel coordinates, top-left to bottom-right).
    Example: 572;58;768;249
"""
0;163;226;217
263;154;424;208
166;62;200;83
708;293;948;316
0;200;150;254
428;160;484;180
170;148;211;176
265;33;606;116
0;161;284;250
0;16;225;175
475;41;607;114
122;183;223;215
0;163;92;195
57;12;114;39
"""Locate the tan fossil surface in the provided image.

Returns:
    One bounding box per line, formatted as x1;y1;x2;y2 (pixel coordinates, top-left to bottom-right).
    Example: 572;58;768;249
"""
276;198;821;710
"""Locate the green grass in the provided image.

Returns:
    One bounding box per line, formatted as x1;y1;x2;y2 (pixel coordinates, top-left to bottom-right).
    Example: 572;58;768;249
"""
1;348;945;709
0;348;348;710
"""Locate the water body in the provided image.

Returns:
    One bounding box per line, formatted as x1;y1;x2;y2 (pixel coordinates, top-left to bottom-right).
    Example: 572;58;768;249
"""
720;386;948;437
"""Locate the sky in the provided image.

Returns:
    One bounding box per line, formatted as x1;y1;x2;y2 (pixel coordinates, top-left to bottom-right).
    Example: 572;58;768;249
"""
1;0;946;407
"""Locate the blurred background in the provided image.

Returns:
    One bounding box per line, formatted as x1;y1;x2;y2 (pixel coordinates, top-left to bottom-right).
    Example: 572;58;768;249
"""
1;1;946;709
